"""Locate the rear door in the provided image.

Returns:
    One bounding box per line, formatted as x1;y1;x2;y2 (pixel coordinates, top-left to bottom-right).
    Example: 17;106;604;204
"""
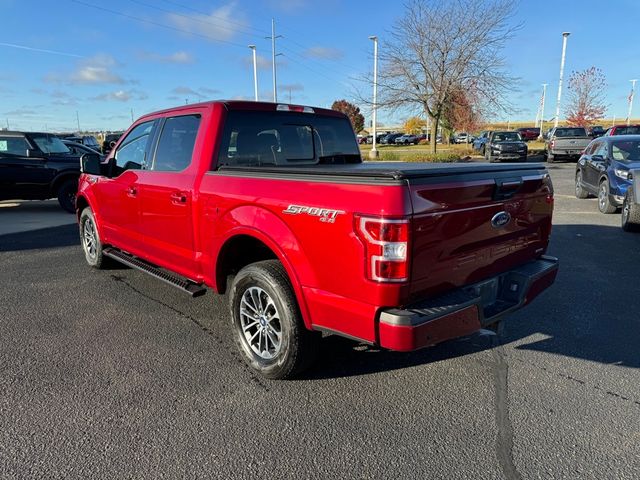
92;120;156;252
407;167;554;300
584;141;608;187
137;114;202;278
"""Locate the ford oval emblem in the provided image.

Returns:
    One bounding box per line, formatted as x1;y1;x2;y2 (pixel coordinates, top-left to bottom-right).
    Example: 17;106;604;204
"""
491;211;511;229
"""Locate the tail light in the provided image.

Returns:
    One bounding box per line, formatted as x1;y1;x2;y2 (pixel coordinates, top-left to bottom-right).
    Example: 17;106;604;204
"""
550;140;555;149
355;215;410;282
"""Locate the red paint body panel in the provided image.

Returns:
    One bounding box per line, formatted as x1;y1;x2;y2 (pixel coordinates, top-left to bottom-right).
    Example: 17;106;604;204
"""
77;100;558;350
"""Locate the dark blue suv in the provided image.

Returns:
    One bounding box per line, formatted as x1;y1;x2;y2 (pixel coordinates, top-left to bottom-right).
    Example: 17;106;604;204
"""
575;135;640;213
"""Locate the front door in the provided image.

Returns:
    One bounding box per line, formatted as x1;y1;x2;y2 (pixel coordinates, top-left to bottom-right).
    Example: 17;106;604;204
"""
0;135;50;200
92;120;156;253
137;114;202;279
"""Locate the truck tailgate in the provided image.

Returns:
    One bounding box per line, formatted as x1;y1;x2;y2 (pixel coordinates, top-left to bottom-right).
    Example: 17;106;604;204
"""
408;167;553;302
552;137;590;154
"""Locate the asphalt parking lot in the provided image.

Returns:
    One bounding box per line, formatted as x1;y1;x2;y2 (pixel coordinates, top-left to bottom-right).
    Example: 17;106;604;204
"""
1;162;639;479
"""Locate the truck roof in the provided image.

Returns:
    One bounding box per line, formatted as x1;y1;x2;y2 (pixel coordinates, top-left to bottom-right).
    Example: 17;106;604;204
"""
138;100;344;122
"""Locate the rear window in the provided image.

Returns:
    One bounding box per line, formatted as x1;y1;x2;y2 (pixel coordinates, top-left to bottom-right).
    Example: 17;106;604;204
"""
216;111;360;168
613;126;640;135
554;128;587;137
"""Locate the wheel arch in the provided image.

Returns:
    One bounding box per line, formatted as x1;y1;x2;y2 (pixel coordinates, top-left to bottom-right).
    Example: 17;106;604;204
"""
214;220;316;330
50;171;79;195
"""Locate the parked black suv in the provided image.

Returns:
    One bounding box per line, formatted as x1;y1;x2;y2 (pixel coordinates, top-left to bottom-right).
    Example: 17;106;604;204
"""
63;135;101;152
484;131;528;162
0;131;81;212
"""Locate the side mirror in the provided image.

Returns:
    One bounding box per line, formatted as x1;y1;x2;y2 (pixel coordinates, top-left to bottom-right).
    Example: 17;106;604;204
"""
80;153;102;175
591;154;604;161
26;148;41;158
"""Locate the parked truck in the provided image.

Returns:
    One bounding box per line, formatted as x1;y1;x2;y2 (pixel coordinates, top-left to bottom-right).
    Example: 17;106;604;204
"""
545;127;592;163
76;101;558;379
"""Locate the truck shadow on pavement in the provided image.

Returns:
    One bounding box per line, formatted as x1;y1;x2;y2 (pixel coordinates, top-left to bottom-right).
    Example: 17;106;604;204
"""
308;223;640;379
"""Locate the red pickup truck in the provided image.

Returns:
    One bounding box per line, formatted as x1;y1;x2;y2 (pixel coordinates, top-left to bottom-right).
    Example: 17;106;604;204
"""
76;101;558;379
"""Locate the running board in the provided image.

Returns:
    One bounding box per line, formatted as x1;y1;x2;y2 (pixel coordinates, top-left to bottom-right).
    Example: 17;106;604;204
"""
103;248;207;297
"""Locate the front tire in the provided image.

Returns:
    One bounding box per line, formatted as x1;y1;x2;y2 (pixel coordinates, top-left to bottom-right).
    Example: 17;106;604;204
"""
229;260;320;380
575;171;590;199
598;180;617;214
622;190;640;232
57;178;78;213
79;207;108;268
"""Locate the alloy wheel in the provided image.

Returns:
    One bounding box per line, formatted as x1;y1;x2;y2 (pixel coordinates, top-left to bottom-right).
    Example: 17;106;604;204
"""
239;286;282;360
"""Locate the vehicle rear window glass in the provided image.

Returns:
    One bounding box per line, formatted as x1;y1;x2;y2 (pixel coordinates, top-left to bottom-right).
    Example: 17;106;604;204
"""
31;134;70;154
0;136;29;156
614;126;640;135
554;128;587;137
611;140;640;161
114;120;154;173
153;115;201;172
216;111;360;168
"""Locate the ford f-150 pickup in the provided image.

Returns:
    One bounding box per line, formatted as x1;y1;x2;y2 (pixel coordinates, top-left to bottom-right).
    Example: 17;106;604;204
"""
76;101;558;379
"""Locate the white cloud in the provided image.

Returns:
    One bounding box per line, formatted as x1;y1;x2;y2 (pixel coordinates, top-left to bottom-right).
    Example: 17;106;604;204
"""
280;83;304;92
45;54;129;86
92;89;148;102
137;50;195;64
303;46;344;60
167;3;248;41
169;86;220;100
242;54;284;71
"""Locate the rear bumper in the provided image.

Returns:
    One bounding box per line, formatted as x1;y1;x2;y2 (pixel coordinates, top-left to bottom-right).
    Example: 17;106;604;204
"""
378;255;559;351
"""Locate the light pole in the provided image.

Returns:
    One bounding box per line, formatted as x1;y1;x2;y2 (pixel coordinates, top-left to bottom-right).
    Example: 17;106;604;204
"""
248;45;258;101
554;32;570;129
627;79;637;126
267;19;283;102
369;35;379;159
538;83;547;140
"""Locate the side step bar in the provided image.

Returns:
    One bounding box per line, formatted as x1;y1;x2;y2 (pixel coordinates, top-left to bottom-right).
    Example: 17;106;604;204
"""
103;247;207;298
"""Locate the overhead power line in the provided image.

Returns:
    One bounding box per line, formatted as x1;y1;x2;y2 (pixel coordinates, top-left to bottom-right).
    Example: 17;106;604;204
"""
71;0;247;49
129;0;268;40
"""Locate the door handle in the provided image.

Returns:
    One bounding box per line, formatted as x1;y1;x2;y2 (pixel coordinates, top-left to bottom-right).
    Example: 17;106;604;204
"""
170;191;188;204
127;186;137;197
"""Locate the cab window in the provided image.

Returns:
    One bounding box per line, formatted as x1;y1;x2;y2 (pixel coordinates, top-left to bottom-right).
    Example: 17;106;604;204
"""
152;115;200;172
0;136;29;156
113;121;154;174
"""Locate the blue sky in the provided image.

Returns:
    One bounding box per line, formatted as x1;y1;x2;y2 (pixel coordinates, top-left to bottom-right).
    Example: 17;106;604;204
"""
1;0;640;132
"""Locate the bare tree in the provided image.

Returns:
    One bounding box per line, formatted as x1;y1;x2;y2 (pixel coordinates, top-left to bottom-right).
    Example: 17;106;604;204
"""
361;0;518;153
565;67;607;127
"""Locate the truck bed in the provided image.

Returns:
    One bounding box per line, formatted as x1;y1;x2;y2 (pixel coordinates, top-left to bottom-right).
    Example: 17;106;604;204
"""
217;161;547;183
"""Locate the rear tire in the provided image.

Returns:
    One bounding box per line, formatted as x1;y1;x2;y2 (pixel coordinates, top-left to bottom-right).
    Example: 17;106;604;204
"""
598;180;617;214
229;260;320;380
622;190;640;232
57;178;78;213
79;207;109;269
575;171;590;199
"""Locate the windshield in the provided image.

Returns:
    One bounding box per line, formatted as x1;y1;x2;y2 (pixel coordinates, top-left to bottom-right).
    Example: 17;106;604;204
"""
493;132;521;142
31;134;71;154
554;128;587;137
217;111;360;167
614;126;640;135
611;140;640;161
